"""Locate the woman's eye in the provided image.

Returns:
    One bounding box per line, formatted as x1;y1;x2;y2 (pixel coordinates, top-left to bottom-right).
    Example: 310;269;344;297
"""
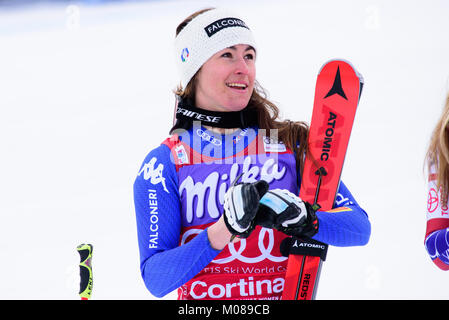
221;52;232;58
245;53;255;60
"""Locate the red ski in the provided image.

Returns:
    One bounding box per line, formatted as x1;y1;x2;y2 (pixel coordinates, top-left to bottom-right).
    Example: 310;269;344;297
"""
282;59;364;300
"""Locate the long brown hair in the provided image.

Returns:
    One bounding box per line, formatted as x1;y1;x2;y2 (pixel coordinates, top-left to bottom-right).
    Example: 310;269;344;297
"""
426;92;449;206
172;8;309;175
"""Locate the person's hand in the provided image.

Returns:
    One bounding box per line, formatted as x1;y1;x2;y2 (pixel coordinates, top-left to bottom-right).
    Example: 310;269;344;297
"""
255;189;318;238
222;177;269;240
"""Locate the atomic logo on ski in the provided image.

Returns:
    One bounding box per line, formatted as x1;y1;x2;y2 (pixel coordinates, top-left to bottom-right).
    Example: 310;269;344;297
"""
324;66;347;100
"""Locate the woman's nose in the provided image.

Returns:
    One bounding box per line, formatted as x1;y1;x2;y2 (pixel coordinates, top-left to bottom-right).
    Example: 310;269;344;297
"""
234;56;250;75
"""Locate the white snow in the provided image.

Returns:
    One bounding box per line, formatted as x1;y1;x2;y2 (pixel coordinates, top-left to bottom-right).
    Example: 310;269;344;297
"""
0;0;449;299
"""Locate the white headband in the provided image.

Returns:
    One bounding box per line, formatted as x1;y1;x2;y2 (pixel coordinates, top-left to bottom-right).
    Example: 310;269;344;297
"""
174;8;257;89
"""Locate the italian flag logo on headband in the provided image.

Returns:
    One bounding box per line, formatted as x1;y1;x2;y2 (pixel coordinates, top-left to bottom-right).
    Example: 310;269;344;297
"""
181;48;189;62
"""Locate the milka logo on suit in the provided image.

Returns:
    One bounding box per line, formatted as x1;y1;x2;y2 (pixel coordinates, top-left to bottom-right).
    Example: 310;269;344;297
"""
179;156;286;223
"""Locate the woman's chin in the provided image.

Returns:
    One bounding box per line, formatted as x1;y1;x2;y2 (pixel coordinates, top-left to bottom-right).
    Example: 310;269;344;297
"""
221;99;251;112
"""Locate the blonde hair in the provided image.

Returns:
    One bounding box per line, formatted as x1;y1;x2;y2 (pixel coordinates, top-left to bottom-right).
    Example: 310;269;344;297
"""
426;92;449;206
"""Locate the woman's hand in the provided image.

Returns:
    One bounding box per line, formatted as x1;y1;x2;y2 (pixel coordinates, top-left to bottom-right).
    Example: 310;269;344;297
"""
255;189;319;238
207;179;269;250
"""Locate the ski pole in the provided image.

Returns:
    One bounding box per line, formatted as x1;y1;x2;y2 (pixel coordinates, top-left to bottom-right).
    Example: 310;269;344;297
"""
77;243;93;300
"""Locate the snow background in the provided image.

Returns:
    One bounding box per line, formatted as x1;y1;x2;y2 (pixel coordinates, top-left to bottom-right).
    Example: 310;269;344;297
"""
1;0;449;299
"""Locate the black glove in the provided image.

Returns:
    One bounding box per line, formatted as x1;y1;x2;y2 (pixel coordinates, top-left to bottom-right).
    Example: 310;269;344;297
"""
255;189;318;238
222;176;269;239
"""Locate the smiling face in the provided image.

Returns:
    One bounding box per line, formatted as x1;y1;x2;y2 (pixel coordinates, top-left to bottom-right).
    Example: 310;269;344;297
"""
194;44;256;112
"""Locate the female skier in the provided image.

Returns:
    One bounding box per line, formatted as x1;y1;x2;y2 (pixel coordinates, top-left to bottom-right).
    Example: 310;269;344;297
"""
133;7;371;300
425;91;449;270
